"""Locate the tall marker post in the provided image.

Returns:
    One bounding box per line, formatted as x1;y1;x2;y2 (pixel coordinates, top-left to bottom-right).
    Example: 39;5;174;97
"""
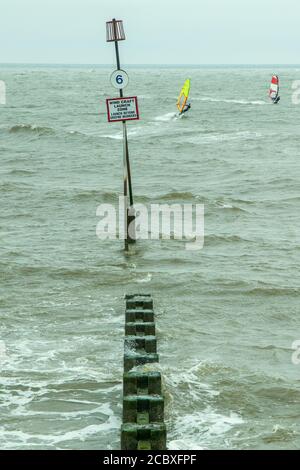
106;19;137;252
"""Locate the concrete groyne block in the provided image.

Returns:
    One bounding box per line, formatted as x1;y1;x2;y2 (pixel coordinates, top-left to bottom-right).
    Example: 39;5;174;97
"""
123;371;162;396
126;294;153;310
125;309;154;323
125;335;157;354
121;423;167;451
123;395;164;423
125;322;156;336
122;294;166;450
124;352;159;372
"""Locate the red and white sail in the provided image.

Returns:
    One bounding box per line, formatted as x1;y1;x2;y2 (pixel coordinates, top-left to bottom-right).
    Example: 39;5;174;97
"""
269;75;279;101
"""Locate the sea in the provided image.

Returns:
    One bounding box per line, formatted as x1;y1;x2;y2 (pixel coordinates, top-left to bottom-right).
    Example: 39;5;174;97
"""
0;64;300;450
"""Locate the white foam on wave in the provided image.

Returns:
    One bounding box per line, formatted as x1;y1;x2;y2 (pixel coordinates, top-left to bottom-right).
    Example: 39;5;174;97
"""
194;97;266;105
11;397;120;420
0;333;122;388
165;362;244;449
180;130;262;145
136;273;152;284
169;407;244;450
0;341;9;362
103;133;123;140
0;403;121;449
216;202;234;209
168;439;205;450
167;364;220;399
103;129;139;140
155;112;177;122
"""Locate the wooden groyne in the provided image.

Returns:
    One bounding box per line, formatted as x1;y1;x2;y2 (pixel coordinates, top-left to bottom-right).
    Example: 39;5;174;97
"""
121;294;167;450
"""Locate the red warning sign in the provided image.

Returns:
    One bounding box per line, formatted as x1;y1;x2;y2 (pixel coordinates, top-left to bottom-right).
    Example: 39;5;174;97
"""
106;96;139;122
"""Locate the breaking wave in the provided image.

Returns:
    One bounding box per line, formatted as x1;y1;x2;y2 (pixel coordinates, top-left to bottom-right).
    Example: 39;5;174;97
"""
9;124;55;135
194;97;267;105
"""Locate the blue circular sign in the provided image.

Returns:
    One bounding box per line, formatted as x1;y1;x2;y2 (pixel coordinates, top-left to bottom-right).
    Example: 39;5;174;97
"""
110;69;129;90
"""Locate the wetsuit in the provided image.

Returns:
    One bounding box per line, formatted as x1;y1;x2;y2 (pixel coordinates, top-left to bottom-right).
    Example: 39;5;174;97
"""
181;103;191;114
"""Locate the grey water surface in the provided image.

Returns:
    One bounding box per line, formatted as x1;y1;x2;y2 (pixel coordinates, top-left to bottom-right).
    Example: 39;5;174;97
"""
0;65;300;449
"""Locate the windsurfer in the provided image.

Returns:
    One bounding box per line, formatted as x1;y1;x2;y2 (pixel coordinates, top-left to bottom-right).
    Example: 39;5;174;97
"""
181;103;191;114
269;75;280;104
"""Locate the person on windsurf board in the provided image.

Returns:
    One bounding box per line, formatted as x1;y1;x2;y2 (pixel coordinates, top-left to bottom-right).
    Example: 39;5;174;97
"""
269;75;280;104
177;79;191;116
181;103;191;114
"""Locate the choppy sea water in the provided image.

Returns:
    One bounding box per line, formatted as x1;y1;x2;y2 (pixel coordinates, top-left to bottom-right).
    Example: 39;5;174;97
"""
0;65;300;450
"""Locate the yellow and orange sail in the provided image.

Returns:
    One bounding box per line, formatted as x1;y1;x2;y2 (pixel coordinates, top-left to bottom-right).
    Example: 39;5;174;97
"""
177;79;191;113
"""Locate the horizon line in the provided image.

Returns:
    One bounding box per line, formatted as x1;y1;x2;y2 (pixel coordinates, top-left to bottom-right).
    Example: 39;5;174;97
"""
1;62;300;67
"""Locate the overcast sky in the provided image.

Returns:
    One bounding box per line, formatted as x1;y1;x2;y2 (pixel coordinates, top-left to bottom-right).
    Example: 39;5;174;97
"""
1;0;299;64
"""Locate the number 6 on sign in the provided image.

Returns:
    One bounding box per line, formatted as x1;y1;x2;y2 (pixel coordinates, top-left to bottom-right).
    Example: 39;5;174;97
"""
110;69;129;90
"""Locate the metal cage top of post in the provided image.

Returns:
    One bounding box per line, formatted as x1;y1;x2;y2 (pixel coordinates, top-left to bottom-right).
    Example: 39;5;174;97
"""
106;19;126;42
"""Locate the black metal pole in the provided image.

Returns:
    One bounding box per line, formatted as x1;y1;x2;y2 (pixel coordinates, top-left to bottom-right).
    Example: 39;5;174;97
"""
114;38;134;205
115;46;133;206
112;19;135;248
124;125;134;207
113;20;128;250
122;122;129;252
